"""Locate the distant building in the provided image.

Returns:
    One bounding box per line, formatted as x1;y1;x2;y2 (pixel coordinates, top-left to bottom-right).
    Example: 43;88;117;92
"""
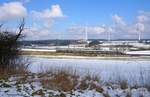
88;39;150;52
68;39;89;48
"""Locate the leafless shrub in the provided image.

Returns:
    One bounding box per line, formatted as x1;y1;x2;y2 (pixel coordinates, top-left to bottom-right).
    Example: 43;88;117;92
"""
0;19;29;77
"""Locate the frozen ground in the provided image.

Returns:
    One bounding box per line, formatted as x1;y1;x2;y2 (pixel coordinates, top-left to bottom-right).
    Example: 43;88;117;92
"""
21;48;56;52
28;57;150;86
1;57;150;97
125;50;150;55
0;75;150;97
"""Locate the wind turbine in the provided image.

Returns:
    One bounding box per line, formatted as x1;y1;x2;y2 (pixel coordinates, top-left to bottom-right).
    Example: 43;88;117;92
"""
84;24;88;42
136;23;144;42
138;31;142;41
106;27;112;42
108;31;111;42
102;24;111;42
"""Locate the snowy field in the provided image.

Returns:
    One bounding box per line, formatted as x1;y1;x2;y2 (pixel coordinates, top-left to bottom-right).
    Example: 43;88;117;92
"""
28;57;150;86
125;50;150;55
1;57;150;97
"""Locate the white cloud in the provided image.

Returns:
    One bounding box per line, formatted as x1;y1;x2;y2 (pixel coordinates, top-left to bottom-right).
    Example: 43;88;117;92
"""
136;15;149;23
67;26;84;33
49;4;65;18
88;26;106;33
67;25;113;34
23;27;53;40
112;14;126;26
23;4;66;40
0;2;27;21
64;11;150;39
106;27;113;33
31;4;65;29
32;4;65;19
135;23;145;32
111;11;150;39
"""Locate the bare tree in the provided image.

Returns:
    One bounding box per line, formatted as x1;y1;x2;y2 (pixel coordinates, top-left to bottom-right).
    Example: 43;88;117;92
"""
0;19;28;74
15;18;25;41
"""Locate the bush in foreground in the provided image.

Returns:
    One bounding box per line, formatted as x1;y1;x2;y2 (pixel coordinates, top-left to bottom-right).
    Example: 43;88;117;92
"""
0;19;29;78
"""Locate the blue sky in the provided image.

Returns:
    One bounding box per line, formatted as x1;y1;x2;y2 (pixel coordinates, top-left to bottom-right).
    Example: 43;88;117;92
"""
25;0;150;24
0;0;150;40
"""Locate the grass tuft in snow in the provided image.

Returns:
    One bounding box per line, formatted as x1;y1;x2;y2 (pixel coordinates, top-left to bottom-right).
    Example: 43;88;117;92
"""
39;67;103;93
119;80;128;90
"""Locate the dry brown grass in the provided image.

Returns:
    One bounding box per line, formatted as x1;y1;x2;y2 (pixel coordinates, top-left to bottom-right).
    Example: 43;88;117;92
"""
0;58;30;80
78;74;103;92
21;50;129;57
119;80;128;90
103;92;110;97
40;68;79;92
39;68;103;93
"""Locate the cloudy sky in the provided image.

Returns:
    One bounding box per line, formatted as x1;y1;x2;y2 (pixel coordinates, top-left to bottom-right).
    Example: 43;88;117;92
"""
0;0;150;40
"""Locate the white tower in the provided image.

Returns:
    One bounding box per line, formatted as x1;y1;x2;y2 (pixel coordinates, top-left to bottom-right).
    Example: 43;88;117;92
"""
107;27;112;42
108;31;111;42
136;23;144;41
85;25;88;41
138;31;141;41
